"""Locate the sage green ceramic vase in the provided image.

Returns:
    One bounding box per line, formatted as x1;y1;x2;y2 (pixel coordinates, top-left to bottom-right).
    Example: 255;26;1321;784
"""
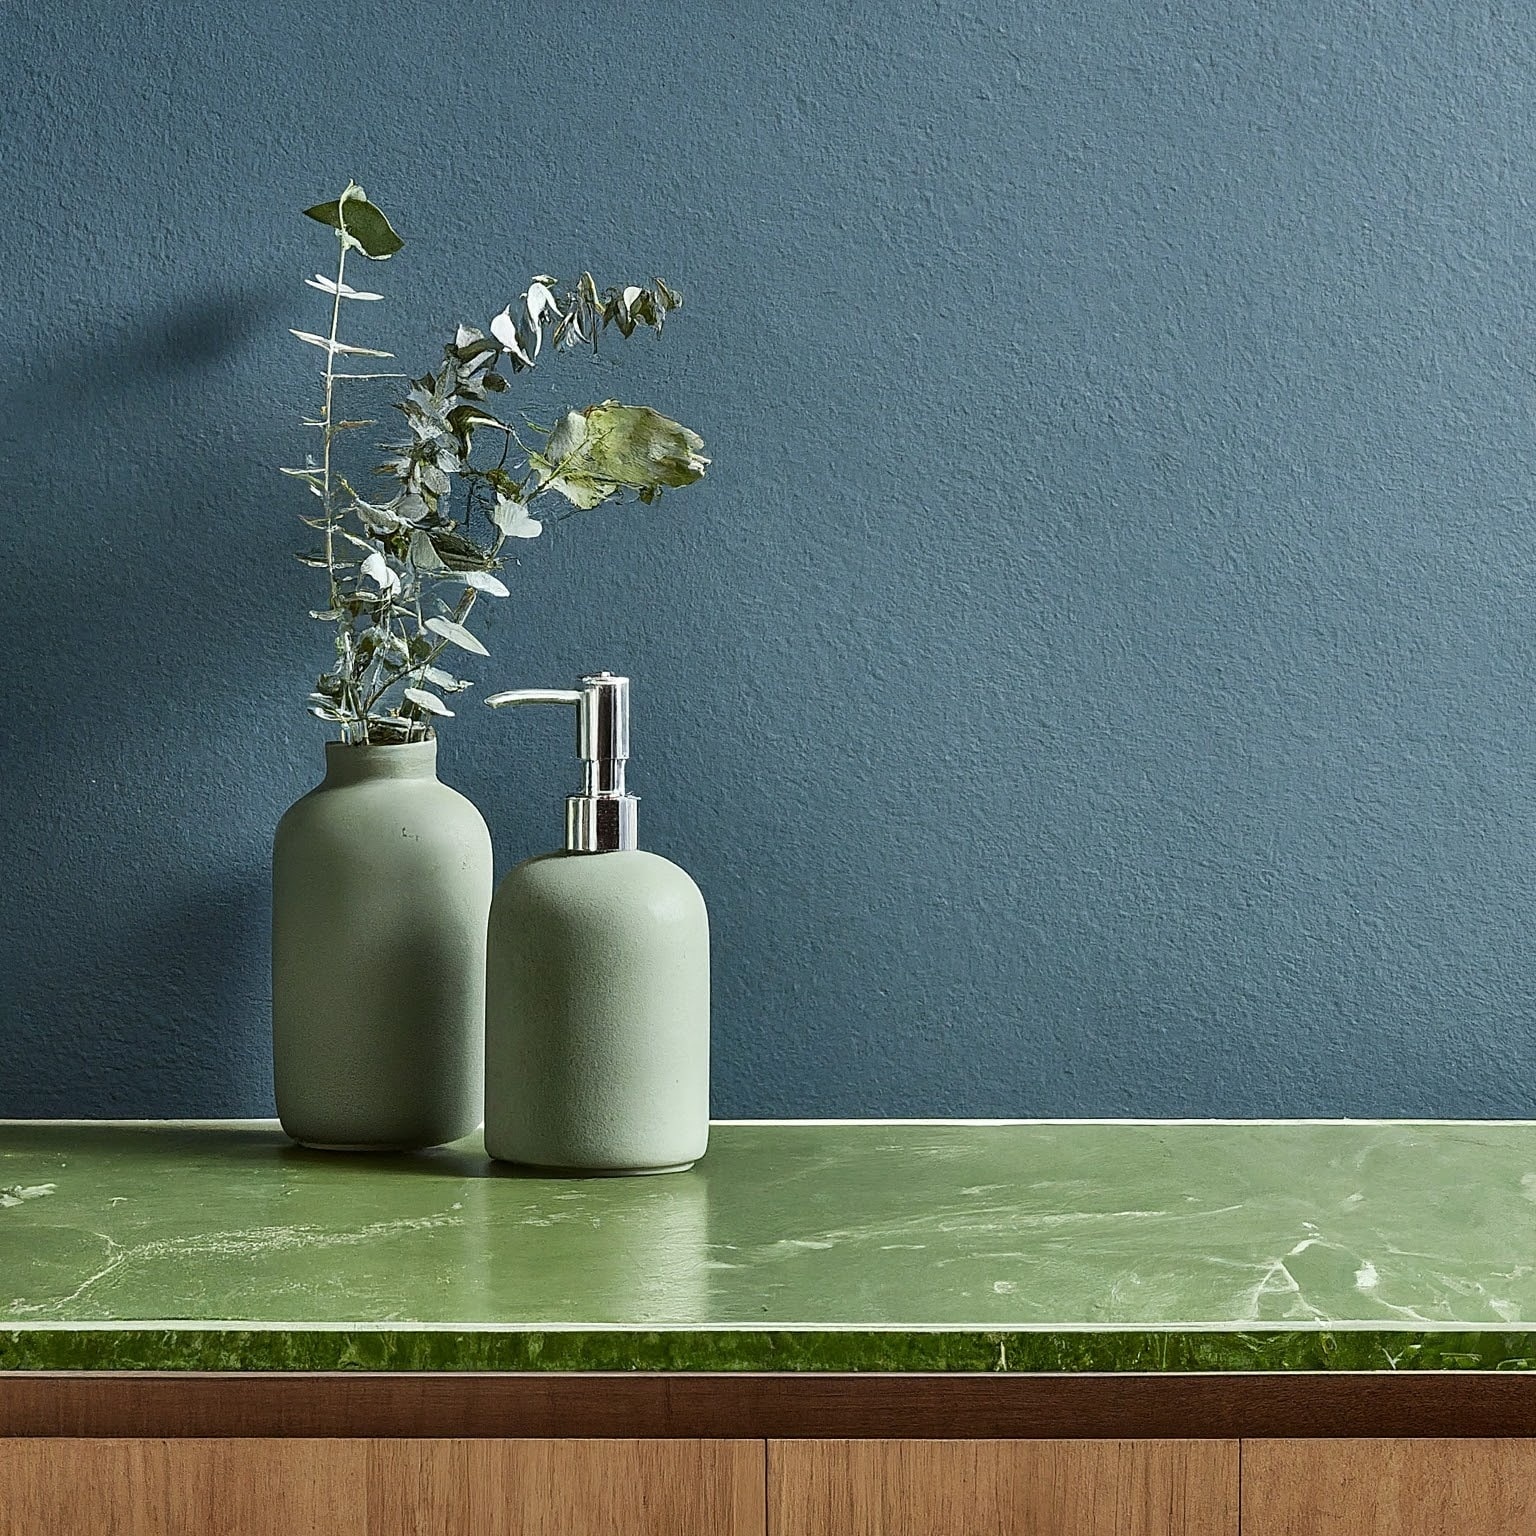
272;738;493;1150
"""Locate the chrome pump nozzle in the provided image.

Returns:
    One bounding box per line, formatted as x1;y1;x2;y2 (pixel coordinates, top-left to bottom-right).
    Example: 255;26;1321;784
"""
486;671;638;852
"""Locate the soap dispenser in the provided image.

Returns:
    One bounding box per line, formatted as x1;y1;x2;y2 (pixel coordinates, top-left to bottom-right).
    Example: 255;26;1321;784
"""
483;672;709;1174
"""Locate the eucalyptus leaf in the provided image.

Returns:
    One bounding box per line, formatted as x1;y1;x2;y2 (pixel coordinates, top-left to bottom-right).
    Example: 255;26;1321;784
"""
490;306;534;367
303;188;404;259
447;402;503;437
528;456;611;510
526;400;706;508
288;329;394;358
403;687;454;717
305;275;384;300
527;280;562;323
428;528;492;570
357;500;407;534
518;279;562;360
360;551;401;594
529;409;615;508
409;529;448;571
492;494;548;534
423;665;473;692
566;400;708;490
545;409;587;464
425;616;489;655
358;626;409;661
459;570;510;596
508;503;548;534
366;713;415;740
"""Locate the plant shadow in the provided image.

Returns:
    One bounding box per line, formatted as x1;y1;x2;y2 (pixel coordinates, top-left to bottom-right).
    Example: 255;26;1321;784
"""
0;288;301;1117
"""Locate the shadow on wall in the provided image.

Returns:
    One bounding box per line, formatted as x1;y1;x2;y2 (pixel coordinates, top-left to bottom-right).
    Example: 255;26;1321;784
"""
17;874;274;1117
0;289;298;1115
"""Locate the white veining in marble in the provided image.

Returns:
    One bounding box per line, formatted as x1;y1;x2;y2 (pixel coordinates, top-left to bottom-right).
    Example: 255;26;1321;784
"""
0;1184;56;1208
2;1122;1535;1332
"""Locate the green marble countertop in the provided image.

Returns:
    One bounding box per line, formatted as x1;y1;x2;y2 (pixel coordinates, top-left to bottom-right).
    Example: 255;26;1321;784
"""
2;1119;1533;1373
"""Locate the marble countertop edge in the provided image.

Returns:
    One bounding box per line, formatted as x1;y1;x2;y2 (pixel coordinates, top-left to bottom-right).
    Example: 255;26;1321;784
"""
6;1119;1535;1372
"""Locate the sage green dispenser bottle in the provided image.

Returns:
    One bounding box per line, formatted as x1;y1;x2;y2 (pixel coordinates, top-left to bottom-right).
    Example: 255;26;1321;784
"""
484;672;709;1174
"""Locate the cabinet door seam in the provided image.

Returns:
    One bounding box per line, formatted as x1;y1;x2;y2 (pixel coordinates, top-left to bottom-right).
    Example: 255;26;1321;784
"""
1237;1436;1244;1536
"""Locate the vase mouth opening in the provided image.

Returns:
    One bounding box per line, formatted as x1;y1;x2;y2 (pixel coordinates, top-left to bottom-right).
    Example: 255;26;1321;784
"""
325;734;437;751
322;735;439;782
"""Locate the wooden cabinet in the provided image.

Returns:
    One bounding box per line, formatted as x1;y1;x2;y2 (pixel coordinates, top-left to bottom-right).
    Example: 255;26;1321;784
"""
11;1435;1536;1535
6;1373;1536;1536
0;1438;766;1536
368;1439;764;1536
1242;1439;1536;1536
769;1439;1238;1535
0;1439;367;1536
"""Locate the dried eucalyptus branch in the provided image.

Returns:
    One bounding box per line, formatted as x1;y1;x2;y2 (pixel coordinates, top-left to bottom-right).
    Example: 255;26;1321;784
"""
284;182;709;747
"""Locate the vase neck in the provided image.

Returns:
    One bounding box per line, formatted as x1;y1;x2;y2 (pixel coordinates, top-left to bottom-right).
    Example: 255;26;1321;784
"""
323;738;439;786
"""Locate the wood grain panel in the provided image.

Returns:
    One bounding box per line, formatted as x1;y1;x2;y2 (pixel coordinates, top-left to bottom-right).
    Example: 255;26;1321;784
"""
0;1438;369;1536
0;1437;764;1536
769;1438;1237;1535
1243;1438;1536;1535
367;1439;765;1535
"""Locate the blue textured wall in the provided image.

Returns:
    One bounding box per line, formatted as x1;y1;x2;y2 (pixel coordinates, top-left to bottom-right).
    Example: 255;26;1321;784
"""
4;1;1536;1117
